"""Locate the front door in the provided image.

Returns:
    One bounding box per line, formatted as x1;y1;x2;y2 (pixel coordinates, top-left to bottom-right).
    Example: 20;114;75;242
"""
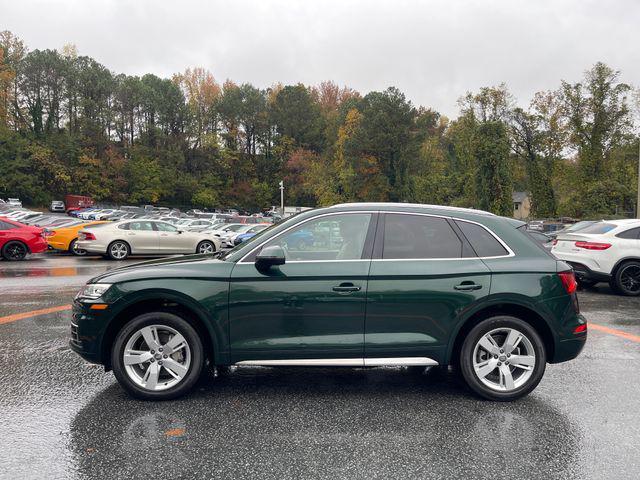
154;222;192;253
365;213;492;362
228;212;376;362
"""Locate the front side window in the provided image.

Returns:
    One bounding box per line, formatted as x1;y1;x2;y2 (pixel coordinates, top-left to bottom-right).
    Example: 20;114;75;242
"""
155;222;177;232
383;214;462;259
261;213;372;261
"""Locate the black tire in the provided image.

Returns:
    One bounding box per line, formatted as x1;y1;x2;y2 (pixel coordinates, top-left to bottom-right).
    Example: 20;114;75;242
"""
459;316;546;401
111;312;204;400
613;261;640;296
107;240;130;260
69;239;87;256
196;240;216;254
2;240;28;261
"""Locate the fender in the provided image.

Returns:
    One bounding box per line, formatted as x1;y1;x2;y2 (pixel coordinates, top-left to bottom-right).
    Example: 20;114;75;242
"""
445;293;558;363
102;286;229;365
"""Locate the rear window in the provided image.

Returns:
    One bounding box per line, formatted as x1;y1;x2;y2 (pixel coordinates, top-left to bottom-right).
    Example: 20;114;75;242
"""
0;220;17;230
456;220;509;257
578;223;616;234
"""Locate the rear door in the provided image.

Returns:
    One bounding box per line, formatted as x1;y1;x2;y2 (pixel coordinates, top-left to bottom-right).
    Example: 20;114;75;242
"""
123;221;159;253
365;213;493;361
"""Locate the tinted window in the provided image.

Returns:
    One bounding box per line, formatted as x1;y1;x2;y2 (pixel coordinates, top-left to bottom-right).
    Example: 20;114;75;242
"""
383;214;462;259
0;220;17;230
262;213;372;261
456;220;509;257
617;227;640;239
579;223;616;234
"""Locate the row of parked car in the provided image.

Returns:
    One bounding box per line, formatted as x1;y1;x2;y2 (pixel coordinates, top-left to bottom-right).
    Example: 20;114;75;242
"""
0;203;274;261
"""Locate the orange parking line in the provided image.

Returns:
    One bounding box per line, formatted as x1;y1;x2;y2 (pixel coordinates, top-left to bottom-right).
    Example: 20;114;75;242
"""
0;304;72;325
589;323;640;344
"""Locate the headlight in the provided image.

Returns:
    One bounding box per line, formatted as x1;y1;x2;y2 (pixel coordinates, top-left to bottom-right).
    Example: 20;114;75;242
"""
76;283;112;300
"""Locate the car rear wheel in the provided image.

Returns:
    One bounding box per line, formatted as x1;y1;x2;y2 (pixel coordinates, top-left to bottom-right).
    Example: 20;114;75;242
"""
614;261;640;296
108;240;130;260
196;240;216;254
69;239;87;256
460;316;546;401
111;312;204;400
2;241;28;261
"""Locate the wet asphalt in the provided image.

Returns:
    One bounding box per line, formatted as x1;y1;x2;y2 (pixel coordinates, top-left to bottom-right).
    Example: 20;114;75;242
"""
0;255;639;480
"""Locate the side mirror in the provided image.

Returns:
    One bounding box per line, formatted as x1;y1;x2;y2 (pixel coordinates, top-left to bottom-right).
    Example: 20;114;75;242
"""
255;245;286;270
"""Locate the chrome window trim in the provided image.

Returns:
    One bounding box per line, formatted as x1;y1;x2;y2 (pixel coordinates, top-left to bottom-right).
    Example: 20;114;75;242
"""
237;209;514;264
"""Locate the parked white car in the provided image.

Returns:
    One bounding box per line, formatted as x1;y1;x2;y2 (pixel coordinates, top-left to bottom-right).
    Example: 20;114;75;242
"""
7;198;22;207
551;219;640;295
76;220;222;260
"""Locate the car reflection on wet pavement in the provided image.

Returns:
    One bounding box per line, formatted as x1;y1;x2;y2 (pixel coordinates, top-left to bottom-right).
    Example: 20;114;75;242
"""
0;256;639;479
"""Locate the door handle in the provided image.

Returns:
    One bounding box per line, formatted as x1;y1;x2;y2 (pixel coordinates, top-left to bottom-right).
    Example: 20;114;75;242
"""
332;283;361;293
454;282;482;291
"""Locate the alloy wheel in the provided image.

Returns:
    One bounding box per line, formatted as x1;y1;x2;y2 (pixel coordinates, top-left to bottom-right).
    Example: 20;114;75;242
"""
198;241;215;254
619;264;640;294
123;324;191;391
4;242;27;260
110;242;128;259
472;327;536;392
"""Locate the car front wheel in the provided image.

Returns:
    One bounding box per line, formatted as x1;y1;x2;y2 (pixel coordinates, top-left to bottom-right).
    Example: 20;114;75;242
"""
196;240;216;254
460;316;546;401
111;312;204;400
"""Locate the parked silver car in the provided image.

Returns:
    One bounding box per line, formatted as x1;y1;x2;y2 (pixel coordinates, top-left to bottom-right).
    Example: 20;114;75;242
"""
76;220;222;260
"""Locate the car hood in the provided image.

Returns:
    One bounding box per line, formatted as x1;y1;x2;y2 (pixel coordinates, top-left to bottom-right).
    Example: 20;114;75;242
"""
89;254;235;284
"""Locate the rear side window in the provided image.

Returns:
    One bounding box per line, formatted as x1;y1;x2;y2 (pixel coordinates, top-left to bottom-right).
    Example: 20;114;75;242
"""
0;220;17;230
616;227;640;239
579;223;616;234
455;220;509;257
383;214;462;259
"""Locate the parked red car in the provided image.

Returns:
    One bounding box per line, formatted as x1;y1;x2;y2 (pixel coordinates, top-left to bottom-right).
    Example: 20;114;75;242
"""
0;217;48;260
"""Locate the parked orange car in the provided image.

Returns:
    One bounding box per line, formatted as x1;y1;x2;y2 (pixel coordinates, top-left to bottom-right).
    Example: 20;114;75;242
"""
46;221;107;256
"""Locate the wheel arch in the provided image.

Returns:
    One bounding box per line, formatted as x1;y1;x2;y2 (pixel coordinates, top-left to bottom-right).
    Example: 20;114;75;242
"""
447;301;556;366
100;291;222;369
611;257;640;277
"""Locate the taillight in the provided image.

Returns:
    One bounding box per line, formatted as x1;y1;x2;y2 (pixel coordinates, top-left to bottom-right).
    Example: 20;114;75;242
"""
558;270;577;294
81;232;96;241
573;324;587;334
575;241;611;250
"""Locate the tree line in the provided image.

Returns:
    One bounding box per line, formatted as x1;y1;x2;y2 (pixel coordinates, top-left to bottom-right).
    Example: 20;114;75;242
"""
0;30;638;218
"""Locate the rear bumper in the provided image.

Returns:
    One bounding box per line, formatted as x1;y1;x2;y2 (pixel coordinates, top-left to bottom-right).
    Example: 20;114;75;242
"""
30;238;49;254
566;261;611;283
551;333;587;363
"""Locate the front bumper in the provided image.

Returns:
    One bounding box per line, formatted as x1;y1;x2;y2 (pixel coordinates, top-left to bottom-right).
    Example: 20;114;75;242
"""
69;299;112;364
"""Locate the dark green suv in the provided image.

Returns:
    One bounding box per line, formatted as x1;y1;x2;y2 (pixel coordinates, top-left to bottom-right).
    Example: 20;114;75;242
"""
70;203;587;401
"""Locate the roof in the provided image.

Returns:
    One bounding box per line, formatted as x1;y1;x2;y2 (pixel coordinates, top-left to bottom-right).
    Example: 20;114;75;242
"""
329;202;495;216
512;192;528;203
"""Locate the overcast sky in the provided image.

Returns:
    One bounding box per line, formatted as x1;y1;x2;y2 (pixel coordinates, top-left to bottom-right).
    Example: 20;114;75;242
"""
3;0;639;117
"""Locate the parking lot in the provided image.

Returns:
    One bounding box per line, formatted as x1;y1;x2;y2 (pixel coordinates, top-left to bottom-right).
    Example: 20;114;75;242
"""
0;254;639;480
